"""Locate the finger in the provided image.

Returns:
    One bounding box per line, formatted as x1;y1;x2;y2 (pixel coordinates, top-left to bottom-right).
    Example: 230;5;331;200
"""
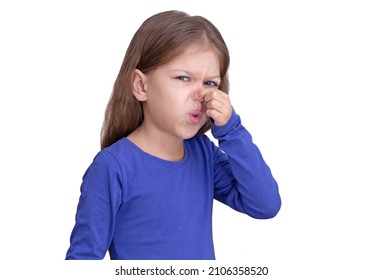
205;99;226;114
203;90;229;104
203;90;232;126
204;91;230;110
206;106;232;126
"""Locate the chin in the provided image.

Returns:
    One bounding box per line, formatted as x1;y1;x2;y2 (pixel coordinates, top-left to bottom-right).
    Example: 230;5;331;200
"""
179;121;207;140
180;127;202;140
182;131;199;140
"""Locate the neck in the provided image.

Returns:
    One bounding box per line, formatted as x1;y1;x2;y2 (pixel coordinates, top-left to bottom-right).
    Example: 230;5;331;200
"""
127;125;185;162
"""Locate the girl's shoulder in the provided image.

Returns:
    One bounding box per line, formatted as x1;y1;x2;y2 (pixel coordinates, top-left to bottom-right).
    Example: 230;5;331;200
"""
90;138;133;167
186;133;219;155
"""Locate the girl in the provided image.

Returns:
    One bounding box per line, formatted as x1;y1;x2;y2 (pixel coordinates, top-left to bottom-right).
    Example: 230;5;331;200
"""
66;10;281;260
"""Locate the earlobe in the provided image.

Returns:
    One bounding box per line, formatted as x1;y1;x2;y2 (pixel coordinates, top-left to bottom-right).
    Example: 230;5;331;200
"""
132;69;148;101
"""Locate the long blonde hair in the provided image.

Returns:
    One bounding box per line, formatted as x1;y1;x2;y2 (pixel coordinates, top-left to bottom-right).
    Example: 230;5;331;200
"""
100;10;230;149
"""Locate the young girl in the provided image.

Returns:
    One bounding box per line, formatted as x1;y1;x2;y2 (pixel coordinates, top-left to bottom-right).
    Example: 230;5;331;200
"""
66;10;281;260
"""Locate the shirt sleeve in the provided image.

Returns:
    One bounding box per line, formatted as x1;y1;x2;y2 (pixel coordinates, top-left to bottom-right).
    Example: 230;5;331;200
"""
65;150;123;260
211;109;281;219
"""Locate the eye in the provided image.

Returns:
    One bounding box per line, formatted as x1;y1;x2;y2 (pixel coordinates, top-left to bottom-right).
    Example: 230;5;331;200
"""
204;80;218;87
177;76;190;82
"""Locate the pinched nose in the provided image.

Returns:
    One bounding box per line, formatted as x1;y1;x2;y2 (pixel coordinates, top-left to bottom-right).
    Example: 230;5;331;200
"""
192;90;205;101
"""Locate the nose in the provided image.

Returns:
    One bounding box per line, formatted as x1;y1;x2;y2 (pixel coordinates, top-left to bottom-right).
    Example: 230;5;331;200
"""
192;88;205;102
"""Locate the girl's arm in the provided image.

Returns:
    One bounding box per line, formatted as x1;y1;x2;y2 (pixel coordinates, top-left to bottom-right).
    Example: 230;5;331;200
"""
212;110;281;219
65;151;122;259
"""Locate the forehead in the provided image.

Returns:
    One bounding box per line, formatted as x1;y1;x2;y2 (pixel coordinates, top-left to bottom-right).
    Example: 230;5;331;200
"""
166;44;220;71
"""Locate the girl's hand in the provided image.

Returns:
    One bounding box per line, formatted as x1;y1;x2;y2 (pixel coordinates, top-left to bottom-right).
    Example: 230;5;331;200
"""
195;89;232;126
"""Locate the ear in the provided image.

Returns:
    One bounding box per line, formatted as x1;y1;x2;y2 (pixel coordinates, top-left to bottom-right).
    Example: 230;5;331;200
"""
132;69;148;101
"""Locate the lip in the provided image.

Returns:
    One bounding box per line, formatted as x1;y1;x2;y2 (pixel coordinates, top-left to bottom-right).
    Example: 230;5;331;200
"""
189;109;202;124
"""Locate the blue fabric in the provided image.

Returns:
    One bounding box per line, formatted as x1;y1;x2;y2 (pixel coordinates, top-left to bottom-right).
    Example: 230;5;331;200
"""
65;111;281;260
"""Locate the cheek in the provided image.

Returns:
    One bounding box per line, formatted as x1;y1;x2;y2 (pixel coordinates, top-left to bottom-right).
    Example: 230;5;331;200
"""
171;92;191;109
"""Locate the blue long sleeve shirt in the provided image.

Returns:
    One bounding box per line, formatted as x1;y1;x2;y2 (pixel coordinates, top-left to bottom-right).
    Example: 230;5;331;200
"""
65;111;281;260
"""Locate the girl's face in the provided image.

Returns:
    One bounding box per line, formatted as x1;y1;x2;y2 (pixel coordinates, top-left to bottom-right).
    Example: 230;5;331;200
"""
140;44;221;140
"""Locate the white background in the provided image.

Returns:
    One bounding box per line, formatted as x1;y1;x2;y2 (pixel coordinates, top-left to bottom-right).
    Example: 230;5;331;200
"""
1;0;382;279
